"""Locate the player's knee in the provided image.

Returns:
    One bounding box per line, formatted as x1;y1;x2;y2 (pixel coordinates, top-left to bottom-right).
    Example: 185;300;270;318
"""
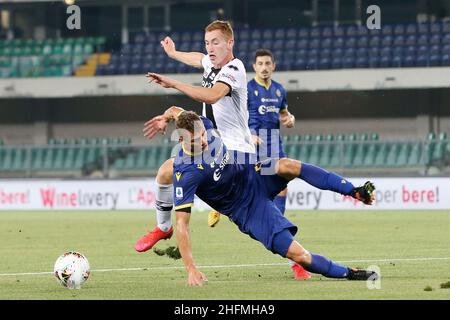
157;159;174;184
276;158;301;180
285;241;311;265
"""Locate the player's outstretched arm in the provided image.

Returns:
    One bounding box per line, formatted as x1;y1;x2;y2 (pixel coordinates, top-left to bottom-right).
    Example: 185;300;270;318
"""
143;106;185;139
175;210;208;286
280;109;295;128
146;72;230;104
161;36;204;69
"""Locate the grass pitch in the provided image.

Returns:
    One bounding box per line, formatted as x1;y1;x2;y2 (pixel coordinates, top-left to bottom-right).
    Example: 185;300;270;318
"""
0;210;449;300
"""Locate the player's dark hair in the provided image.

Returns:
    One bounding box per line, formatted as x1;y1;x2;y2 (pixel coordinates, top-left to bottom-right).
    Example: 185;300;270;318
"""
176;111;201;133
254;49;275;63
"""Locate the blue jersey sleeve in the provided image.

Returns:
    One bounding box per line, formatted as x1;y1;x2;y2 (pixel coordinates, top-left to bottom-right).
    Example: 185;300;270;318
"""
247;82;261;132
173;169;202;211
280;86;288;110
200;116;214;131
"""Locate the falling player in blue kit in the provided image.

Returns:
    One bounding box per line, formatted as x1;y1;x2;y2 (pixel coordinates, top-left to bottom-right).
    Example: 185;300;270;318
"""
163;110;377;286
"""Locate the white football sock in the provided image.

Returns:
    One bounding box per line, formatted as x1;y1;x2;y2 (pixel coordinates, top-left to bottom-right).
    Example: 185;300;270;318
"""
155;183;173;232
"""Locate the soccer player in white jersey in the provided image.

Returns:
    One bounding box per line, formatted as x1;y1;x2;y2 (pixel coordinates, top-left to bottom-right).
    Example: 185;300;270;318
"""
135;20;255;252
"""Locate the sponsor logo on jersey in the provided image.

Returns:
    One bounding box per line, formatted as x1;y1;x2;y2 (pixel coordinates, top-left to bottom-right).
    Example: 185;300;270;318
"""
212;151;230;181
227;65;238;71
276;89;282;97
219;72;236;84
197;164;204;170
175;172;182;181
254;90;258;96
258;105;280;115
175;187;183;198
261;98;279;103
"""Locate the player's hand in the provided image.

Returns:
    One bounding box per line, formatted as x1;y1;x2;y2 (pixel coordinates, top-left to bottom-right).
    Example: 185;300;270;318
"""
146;72;178;89
187;268;208;287
282;114;295;128
143;115;168;139
160;36;176;57
251;135;263;145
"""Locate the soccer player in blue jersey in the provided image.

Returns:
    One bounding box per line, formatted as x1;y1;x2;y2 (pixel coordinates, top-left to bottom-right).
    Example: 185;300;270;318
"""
148;109;377;286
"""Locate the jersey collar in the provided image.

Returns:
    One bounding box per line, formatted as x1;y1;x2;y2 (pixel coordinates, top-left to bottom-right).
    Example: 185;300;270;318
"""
254;77;272;90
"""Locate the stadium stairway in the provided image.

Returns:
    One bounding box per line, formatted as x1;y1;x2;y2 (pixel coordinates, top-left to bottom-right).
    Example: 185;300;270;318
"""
75;53;110;77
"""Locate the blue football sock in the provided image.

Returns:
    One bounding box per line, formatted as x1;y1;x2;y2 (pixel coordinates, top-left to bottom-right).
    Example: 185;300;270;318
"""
299;163;355;196
304;253;350;278
274;195;286;215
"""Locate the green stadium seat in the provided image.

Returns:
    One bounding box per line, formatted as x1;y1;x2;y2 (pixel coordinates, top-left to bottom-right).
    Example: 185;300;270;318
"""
135;149;147;169
385;143;401;166
63;148;76;170
374;143;389;167
83;44;94;55
407;143;423;166
396;143;411;166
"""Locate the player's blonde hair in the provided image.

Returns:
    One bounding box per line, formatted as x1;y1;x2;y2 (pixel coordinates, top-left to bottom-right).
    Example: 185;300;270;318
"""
205;20;234;41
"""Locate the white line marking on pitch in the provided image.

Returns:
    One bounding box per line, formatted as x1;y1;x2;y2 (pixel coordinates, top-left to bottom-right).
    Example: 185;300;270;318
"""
0;256;449;277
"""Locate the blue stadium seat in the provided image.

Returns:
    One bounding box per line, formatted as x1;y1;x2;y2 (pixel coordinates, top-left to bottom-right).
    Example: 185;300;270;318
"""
368;56;379;68
417;34;428;46
296;39;308;49
442;44;450;55
105;63;117;75
381;35;393;46
343;48;355;58
331;57;342;69
180;32;192;42
355;56;369;68
417;23;429;34
251;29;262;40
392;46;403;57
380;47;392;58
369;36;381;47
274;28;286;39
416;55;428;67
284;50;296;62
238;29;250;41
288;28;300;39
285;39;296;50
430;45;440;55
430;34;440;45
130;62;141;74
417;45;428;56
345;37;356;47
357;35;369;47
261;39;272;50
405;45;416;56
333;26;345;37
393;35;405;46
262;29;274;40
357;26;369;36
368;47;379;58
356;47;368;57
308;49;318;60
143;43;155;54
117;63;128;75
237;40;248;52
405;23;417;34
298;28;309;39
443;34;450;45
321;26;333;37
294;57;306;70
318;57;330;69
296;49;308;59
403;55;415;67
319;48;331;59
134;33;145;43
443;21;450;33
392;55;402;67
306;58;318;70
394;24;405;35
273;39;284;50
342;56;354;68
95;65;107;75
333;37;345;48
430;22;441;34
273;50;283;61
170;32;180;42
379;56;391;68
405;34;416;46
346;25;358;36
191;42;203;52
146;32;158;42
192;31;203;42
248;39;261;52
178;42;190;52
309;38;320;49
429;55;440;66
321;37;332;49
121;44;132;54
310;27;321;38
382;24;393;35
442;54;450;66
332;48;343;58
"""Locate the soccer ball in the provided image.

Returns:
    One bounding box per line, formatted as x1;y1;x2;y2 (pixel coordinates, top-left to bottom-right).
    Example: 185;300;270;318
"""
54;251;90;289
